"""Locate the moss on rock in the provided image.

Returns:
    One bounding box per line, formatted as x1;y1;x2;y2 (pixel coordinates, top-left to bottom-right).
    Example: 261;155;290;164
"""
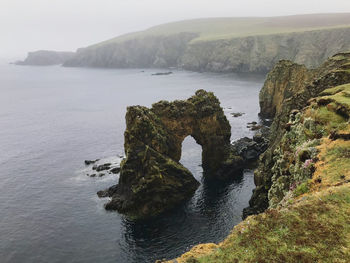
99;90;243;219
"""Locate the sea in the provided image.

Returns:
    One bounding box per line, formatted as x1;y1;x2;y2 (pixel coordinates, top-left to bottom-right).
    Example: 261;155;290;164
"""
0;62;265;263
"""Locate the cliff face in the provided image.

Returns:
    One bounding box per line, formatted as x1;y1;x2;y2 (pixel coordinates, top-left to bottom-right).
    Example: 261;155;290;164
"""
163;52;350;262
181;27;350;73
63;33;198;68
15;50;75;66
64;27;350;73
259;60;314;118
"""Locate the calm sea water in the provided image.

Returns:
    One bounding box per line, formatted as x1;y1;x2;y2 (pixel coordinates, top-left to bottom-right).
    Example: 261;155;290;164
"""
0;63;265;263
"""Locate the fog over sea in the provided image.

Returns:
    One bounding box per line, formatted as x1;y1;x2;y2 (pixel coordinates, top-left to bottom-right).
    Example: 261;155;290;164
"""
0;62;265;263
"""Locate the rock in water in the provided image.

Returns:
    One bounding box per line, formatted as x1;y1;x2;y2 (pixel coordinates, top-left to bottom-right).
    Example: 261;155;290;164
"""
99;89;244;219
151;72;173;76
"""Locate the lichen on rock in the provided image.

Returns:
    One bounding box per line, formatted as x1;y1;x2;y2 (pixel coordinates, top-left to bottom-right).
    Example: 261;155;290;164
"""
99;90;244;219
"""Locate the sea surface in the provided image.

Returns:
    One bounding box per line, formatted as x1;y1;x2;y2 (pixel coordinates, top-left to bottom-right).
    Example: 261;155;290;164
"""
0;62;265;263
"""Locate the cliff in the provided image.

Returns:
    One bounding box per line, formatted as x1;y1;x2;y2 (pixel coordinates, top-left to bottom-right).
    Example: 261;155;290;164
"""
161;52;350;262
63;14;350;72
247;52;350;215
15;50;75;66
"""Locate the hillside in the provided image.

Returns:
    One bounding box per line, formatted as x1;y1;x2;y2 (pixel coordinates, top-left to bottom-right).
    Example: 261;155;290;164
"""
161;52;350;263
98;13;350;44
63;13;350;72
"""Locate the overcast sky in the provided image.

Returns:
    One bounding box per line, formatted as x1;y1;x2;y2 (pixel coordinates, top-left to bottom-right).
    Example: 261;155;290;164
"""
1;0;350;59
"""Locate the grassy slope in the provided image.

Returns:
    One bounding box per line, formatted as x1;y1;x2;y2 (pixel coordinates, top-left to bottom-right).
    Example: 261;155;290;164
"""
166;85;350;263
93;13;350;48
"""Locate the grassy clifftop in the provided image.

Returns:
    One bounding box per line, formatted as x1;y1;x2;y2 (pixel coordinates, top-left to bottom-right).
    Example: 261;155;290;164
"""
96;13;350;46
162;55;350;262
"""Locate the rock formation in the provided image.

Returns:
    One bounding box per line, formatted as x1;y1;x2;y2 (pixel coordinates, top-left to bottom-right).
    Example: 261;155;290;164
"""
98;90;244;219
15;50;75;66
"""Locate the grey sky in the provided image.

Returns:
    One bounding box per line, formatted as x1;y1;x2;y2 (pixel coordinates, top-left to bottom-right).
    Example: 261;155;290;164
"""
1;0;350;59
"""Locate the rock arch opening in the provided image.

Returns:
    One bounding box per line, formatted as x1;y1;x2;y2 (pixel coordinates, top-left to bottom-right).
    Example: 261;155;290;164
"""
179;136;203;180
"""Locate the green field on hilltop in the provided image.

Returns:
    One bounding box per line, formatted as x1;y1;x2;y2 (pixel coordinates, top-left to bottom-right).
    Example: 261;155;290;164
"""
95;13;350;47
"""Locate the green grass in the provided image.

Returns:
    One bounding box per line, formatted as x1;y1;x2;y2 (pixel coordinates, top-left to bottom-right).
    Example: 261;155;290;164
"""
315;106;346;129
193;186;350;263
316;140;350;186
294;181;310;196
91;13;350;48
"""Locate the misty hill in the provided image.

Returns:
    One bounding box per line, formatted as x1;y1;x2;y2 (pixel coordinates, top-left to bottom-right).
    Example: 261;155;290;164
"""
64;13;350;72
16;50;75;66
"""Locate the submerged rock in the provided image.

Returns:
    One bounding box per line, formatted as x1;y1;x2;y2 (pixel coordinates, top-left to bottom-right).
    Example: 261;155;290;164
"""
84;159;99;165
85;158;121;178
151;72;173;76
231;112;245;117
93;163;111;171
99;90;244;219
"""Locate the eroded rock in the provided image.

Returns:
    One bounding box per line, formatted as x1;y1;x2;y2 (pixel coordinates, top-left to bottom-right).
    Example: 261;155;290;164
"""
99;90;244;219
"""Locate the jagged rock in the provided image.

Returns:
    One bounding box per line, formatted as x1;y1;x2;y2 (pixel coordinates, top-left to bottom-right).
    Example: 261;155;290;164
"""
231;130;269;164
99;90;244;219
232;137;268;163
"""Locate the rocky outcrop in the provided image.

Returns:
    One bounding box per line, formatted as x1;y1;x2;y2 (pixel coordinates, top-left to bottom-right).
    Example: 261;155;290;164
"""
245;52;350;217
259;60;314;118
15;50;75;66
64;26;350;73
99;90;244;219
231;128;269;163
